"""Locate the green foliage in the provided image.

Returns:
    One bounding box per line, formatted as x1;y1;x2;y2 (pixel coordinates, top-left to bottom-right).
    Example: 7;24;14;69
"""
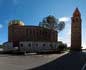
0;45;3;48
58;42;67;51
39;15;65;32
57;21;65;32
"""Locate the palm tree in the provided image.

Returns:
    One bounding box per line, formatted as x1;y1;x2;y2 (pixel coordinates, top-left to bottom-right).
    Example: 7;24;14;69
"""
39;15;65;33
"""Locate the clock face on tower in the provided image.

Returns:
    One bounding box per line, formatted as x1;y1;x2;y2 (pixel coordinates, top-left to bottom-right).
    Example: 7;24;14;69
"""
75;12;79;16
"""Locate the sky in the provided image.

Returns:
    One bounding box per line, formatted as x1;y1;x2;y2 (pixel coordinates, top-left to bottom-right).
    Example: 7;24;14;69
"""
0;0;86;48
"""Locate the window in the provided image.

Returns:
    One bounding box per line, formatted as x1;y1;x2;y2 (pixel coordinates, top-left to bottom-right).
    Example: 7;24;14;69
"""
72;19;75;22
30;30;32;35
26;28;28;36
28;43;31;47
49;44;52;47
36;44;38;46
54;44;56;47
20;44;23;47
76;18;78;22
43;44;46;46
50;44;53;49
40;30;41;35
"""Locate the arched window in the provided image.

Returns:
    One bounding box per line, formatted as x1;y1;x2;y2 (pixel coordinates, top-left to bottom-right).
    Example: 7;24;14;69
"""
28;43;31;47
72;19;75;22
20;44;23;47
76;18;78;22
43;44;46;46
36;44;38;46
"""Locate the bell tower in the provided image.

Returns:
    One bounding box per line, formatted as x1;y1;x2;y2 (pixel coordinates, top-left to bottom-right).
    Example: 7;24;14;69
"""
71;8;82;51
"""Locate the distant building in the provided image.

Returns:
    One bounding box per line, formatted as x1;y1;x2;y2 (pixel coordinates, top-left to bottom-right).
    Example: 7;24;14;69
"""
71;8;82;51
3;20;58;52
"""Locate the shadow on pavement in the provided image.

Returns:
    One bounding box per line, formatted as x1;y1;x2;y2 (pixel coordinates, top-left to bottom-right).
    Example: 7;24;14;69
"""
28;52;86;70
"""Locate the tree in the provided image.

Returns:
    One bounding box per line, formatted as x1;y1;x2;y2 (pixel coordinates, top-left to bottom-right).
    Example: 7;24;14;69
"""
0;45;3;48
39;15;65;32
58;41;67;51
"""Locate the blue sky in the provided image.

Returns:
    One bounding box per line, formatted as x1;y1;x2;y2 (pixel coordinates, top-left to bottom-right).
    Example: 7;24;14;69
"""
0;0;86;48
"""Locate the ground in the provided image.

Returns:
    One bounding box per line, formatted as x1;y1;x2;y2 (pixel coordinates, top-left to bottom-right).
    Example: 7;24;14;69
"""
30;51;86;70
0;51;86;70
0;52;66;70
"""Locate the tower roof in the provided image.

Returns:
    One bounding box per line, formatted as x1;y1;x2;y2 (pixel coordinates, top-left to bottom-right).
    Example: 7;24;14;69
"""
73;8;81;17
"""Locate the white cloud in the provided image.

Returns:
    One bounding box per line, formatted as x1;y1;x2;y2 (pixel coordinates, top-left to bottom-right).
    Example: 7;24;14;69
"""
58;28;71;47
0;24;3;28
59;17;70;22
58;35;71;47
58;19;71;47
82;42;86;49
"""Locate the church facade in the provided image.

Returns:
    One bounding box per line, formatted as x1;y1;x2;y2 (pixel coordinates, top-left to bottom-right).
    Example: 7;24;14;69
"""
3;20;58;53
